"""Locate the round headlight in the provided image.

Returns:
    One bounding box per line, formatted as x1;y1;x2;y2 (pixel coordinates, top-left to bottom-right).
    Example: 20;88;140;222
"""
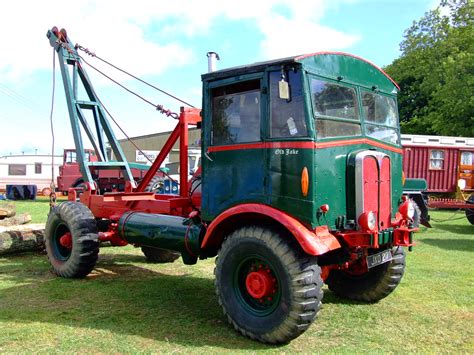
367;211;377;230
358;211;377;231
407;201;415;219
398;200;415;220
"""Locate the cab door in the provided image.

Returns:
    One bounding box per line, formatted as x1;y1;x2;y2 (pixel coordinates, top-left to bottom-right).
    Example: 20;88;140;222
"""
459;151;474;190
201;75;267;219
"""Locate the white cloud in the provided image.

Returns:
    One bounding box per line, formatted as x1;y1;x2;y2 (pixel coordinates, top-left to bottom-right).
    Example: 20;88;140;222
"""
0;0;360;82
0;1;193;83
0;0;361;156
257;14;361;59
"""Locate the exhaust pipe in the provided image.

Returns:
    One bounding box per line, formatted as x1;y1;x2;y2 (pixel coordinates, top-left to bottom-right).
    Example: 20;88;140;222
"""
206;51;220;73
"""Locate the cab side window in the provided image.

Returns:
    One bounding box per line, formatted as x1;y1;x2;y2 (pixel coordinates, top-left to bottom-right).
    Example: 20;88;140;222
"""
211;80;261;145
269;70;307;138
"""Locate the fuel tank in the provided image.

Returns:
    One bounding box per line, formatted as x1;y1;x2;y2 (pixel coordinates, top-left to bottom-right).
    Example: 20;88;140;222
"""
118;212;202;264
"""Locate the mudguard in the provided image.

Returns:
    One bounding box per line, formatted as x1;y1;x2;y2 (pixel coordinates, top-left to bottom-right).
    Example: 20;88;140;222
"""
201;203;341;256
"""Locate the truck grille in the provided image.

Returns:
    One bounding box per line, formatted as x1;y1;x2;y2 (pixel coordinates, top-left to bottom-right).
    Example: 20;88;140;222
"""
354;151;392;230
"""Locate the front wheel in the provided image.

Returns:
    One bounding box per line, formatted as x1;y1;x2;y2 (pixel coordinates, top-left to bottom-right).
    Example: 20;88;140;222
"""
215;226;323;344
326;246;406;302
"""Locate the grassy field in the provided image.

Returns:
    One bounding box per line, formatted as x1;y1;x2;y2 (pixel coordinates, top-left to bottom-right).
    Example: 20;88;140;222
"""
0;201;472;352
0;197;65;224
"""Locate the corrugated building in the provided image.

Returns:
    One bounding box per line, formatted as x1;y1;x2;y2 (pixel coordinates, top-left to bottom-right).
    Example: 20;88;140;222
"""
115;127;201;163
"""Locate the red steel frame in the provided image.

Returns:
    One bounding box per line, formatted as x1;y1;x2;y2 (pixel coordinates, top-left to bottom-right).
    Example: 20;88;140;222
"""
70;107;202;222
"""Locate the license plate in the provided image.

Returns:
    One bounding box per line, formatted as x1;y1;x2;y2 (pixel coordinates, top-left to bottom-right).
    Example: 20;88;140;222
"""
367;249;393;269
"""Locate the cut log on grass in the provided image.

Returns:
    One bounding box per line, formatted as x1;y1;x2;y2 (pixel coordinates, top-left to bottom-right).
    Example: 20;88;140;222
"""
0;205;16;220
0;224;45;255
0;213;31;226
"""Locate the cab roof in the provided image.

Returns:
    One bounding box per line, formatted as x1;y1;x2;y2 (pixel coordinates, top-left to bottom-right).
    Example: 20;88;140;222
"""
202;51;399;93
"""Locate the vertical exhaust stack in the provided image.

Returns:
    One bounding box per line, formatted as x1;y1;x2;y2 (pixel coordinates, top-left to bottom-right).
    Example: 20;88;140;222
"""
206;52;220;73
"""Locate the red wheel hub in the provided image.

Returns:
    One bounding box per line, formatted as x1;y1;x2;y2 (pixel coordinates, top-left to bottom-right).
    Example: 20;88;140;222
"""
245;268;276;299
59;232;72;249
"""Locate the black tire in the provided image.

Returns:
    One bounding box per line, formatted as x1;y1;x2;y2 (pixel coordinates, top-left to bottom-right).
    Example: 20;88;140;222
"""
326;246;405;302
145;176;164;194
142;176;180;263
465;194;474;225
45;201;99;278
411;200;421;228
141;246;180;263
215;226;323;344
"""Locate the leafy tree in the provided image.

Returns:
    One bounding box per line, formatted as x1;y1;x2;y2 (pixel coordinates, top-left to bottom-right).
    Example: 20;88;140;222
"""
385;0;473;136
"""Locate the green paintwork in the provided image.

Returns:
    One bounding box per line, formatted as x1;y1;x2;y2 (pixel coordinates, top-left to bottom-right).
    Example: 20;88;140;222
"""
403;178;428;191
378;228;393;246
315;144;403;229
297;54;397;94
201;53;402;230
118;212;202;265
233;256;282;316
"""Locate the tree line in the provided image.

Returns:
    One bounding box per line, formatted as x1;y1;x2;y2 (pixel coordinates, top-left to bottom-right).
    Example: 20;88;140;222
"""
384;0;473;137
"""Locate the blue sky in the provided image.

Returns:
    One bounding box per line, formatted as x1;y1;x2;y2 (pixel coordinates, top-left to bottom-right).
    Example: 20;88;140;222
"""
0;0;438;156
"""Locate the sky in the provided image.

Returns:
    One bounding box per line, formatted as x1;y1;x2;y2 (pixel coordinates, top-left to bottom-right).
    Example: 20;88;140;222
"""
0;0;440;156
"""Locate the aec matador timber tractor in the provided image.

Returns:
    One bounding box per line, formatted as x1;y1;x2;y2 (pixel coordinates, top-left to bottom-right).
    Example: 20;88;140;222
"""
45;27;417;344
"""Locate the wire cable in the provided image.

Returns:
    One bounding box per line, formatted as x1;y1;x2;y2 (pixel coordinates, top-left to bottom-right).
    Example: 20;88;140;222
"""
76;44;195;108
49;48;57;208
77;55;179;119
83;78;179;184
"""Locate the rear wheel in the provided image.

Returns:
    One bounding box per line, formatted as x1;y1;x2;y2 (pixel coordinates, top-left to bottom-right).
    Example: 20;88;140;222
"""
142;176;179;263
45;201;99;278
326;247;405;302
215;226;323;344
141;246;180;263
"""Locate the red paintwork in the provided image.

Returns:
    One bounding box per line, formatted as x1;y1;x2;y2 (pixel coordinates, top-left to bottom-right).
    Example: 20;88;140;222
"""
57;148;148;193
358;212;374;232
59;232;72;249
57;149;96;192
98;221;127;246
136;107;201;197
317;138;403;154
363;156;379;241
136;122;181;192
208;138;403;154
320;266;332;281
294;51;400;91
201;203;341;256
392;227;415;247
379;156;392;229
403;144;474;193
319;204;329;213
245;267;276;300
344;258;369;276
68;108;200;223
428;198;473;209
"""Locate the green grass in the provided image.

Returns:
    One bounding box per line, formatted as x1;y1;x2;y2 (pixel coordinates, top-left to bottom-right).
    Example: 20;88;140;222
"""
0;197;66;224
0;206;472;352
